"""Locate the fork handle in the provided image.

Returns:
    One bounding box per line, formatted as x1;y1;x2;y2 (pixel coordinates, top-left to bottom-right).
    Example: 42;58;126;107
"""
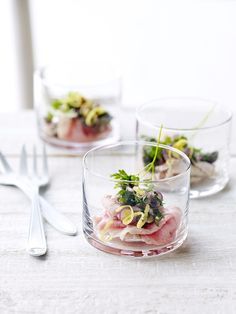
27;193;47;256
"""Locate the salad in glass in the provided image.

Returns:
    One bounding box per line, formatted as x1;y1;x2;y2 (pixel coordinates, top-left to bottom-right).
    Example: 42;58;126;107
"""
136;98;232;198
83;138;190;257
94;170;182;247
142;135;218;184
44;91;112;143
34;67;121;150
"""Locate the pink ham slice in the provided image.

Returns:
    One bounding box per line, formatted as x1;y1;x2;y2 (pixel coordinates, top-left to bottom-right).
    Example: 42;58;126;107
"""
140;209;181;245
57;117;111;143
94;210;126;230
95;205;182;246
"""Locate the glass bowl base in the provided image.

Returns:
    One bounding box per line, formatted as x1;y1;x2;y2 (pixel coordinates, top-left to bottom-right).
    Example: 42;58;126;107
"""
83;230;188;258
40;134;120;153
190;176;229;199
38;120;120;153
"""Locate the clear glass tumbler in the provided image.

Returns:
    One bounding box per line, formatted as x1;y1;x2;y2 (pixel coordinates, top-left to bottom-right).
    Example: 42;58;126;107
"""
82;141;190;258
34;66;121;152
136;98;232;198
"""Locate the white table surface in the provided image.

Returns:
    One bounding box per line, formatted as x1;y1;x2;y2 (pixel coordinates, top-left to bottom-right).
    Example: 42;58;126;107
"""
0;110;235;314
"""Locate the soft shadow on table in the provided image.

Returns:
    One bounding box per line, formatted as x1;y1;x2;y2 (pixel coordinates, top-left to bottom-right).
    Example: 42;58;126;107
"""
40;184;51;194
167;239;193;257
192;180;233;205
96;236;198;263
221;181;232;193
128;233;203;263
30;254;48;261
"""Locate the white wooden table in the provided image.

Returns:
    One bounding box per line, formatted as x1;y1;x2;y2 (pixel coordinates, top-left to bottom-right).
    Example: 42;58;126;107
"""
0;111;235;314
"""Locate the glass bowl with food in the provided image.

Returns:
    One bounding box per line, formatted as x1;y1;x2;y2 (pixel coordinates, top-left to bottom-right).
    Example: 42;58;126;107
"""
136;98;232;198
34;66;121;151
82;140;190;258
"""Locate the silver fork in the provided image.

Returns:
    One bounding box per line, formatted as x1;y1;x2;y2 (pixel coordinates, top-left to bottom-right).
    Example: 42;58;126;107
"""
0;147;77;255
20;145;48;256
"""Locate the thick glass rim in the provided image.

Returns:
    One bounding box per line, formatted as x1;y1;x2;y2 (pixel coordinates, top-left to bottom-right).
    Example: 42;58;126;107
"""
35;66;122;90
83;140;191;183
136;97;233;132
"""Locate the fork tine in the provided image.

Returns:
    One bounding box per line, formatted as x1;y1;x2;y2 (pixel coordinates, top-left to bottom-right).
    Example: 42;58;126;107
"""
42;144;48;177
19;145;28;175
33;145;38;176
0;151;13;173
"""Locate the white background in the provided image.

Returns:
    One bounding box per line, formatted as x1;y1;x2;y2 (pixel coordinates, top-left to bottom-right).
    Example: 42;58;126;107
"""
1;0;236;111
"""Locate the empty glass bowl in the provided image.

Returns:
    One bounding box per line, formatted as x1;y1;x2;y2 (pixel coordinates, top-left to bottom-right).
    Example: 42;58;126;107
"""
136;98;232;198
34;66;121;152
82;141;190;258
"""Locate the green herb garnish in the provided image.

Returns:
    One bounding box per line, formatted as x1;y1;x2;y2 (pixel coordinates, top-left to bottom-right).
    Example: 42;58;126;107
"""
111;170;141;206
142;134;218;166
140;125;163;178
45;112;53;123
48;91;112;128
110;127;164;228
111;169;139;189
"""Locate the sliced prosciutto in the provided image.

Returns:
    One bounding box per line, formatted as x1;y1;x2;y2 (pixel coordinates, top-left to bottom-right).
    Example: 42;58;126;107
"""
94;195;182;246
57;117;111;143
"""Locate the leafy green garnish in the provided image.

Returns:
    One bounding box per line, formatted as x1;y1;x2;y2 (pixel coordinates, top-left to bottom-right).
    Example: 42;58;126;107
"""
48;91;112;128
140;125;163;178
45;112;53;123
142;133;219;166
65;92;83;108
51;100;62;110
109;127;166;228
111;170;148;207
199;151;218;164
118;189;140;206
143;135;192;165
110;126;164;210
111;169;139;190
